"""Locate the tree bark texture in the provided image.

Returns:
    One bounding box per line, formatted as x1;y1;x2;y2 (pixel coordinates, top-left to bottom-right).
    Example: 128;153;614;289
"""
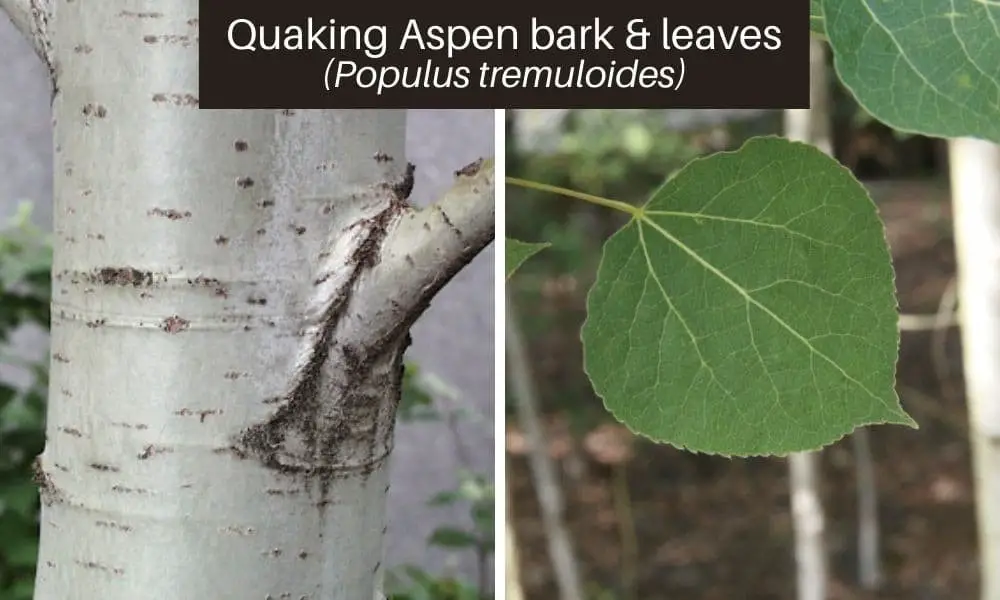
949;137;1000;600
1;2;494;598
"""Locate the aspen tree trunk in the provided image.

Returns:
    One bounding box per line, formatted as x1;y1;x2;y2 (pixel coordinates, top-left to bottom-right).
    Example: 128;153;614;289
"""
948;137;1000;600
505;292;585;600
783;36;830;600
505;483;525;600
1;2;494;599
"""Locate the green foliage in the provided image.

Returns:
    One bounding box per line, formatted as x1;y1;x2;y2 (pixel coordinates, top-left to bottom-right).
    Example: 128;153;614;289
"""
506;240;549;280
387;566;483;600
0;203;51;600
388;471;494;600
394;369;494;600
810;0;824;37
509;4;999;457
508;111;708;277
823;0;1000;143
582;137;912;456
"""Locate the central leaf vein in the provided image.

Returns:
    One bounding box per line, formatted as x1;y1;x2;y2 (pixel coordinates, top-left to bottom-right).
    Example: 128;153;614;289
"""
637;215;890;410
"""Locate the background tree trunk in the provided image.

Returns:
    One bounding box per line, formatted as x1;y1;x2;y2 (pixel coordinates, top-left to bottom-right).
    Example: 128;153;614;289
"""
1;2;494;598
783;36;831;600
948;136;1000;600
505;292;585;600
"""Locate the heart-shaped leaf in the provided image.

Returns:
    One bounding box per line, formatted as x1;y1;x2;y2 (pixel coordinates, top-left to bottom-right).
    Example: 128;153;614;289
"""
582;136;915;457
506;239;550;280
823;0;1000;143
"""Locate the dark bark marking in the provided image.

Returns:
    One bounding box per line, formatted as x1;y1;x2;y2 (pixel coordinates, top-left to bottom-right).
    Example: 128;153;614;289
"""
435;205;462;237
118;10;163;18
76;560;124;576
233;173;416;498
151;93;198;106
33;456;64;505
391;163;416;200
161;316;189;333
142;34;192;46
95;520;133;532
93;267;154;287
138;445;172;459
455;157;484;177
82;103;107;118
174;408;222;422
88;463;120;472
188;275;228;298
148;207;191;220
110;422;149;430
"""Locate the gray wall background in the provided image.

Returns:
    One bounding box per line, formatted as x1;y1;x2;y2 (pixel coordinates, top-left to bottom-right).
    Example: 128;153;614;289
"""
0;16;494;587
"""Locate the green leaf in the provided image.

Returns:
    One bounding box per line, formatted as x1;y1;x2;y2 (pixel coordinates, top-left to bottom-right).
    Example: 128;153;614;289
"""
582;136;915;457
810;0;825;37
399;362;434;422
7;579;35;600
428;527;480;549
5;535;38;568
0;481;39;518
823;0;1000;143
427;490;462;506
506;239;550;280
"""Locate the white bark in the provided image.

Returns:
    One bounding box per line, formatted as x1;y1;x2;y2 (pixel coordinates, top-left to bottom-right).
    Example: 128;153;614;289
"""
948;137;1000;600
505;292;585;600
783;36;829;600
0;0;52;70
505;483;525;600
9;2;494;599
852;428;881;589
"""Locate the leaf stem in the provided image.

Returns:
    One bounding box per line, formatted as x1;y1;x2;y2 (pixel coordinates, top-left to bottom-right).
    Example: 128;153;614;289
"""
505;177;640;217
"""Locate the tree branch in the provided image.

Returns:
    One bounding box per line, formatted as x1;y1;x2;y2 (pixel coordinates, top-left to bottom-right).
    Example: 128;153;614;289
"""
359;157;495;344
1;0;52;67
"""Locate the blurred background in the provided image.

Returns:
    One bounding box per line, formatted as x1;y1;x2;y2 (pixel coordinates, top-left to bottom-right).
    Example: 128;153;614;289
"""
504;53;971;600
0;15;494;600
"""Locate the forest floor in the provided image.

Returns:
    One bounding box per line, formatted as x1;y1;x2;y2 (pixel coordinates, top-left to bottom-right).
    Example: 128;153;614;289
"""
507;180;979;600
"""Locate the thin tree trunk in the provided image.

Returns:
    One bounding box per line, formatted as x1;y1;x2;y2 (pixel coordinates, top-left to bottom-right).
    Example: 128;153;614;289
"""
853;428;881;588
783;36;830;600
506;481;526;600
505;292;585;600
3;3;494;598
948;136;1000;600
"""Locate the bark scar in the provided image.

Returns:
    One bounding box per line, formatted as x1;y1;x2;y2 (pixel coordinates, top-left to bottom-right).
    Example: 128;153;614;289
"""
232;170;416;490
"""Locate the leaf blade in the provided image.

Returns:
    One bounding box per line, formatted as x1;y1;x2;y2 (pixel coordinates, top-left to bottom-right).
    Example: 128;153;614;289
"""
823;0;1000;143
582;136;914;457
506;239;550;280
810;0;826;37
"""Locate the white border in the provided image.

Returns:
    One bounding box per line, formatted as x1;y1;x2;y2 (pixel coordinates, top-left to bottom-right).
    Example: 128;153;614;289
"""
493;108;507;600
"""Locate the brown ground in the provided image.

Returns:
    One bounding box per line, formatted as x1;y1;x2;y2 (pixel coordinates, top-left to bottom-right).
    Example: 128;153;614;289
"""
507;179;979;599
